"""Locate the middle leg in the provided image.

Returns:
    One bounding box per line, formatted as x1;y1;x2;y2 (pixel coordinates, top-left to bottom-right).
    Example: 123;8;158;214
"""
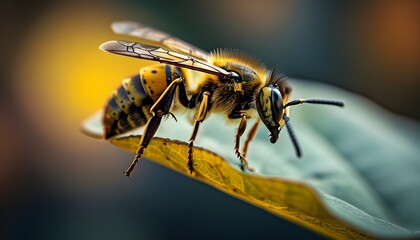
187;91;210;173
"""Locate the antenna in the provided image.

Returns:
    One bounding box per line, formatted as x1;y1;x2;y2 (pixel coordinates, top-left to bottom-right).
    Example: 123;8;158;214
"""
284;98;344;109
282;98;344;158
283;115;301;157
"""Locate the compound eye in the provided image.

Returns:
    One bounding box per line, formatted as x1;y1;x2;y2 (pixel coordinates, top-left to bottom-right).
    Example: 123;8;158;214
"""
256;86;282;143
271;87;283;123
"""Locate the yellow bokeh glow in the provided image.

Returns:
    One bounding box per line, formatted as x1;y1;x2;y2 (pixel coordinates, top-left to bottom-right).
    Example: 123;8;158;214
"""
13;3;151;140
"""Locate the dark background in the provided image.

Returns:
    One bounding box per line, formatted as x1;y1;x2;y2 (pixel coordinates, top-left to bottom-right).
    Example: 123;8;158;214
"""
1;0;419;239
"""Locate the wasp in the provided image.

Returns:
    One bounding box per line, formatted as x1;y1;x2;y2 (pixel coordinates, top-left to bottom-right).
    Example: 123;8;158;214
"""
99;21;344;176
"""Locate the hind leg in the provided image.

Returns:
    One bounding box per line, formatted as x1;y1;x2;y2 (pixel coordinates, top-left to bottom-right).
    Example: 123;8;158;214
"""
124;78;182;176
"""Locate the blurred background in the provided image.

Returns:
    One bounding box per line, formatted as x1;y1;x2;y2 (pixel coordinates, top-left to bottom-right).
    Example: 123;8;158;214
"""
1;0;419;239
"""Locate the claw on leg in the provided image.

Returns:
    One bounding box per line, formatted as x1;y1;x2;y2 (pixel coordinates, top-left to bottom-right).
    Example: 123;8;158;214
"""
234;114;255;172
235;136;255;172
242;120;259;160
124;146;144;177
186;91;210;174
187;140;194;174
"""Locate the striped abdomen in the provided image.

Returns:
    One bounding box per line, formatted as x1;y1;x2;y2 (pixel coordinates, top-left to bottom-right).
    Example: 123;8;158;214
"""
103;64;183;139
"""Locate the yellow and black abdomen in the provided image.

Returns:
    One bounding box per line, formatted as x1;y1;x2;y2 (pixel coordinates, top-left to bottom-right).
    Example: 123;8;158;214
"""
103;64;183;139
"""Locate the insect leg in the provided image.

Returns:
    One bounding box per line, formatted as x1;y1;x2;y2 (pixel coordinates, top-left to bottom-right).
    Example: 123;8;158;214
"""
177;81;197;109
149;78;183;114
229;112;254;171
124;116;162;176
124;78;182;177
187;91;210;173
242;120;260;159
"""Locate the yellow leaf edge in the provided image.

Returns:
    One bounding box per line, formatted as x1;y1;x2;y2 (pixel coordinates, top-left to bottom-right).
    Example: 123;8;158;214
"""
111;135;372;239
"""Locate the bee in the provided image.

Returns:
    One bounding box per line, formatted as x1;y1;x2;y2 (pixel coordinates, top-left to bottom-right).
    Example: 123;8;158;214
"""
99;21;344;176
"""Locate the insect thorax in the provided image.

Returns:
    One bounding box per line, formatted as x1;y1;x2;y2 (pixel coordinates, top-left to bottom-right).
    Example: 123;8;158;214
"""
200;50;270;118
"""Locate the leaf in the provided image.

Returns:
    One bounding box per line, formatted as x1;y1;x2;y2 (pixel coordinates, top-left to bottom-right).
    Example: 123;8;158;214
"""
82;79;420;239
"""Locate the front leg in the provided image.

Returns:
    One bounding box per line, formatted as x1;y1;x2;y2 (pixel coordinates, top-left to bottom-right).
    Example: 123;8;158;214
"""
242;120;260;160
229;112;255;171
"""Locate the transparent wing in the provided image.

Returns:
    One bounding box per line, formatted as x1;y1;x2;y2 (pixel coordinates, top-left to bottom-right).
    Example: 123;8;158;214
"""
111;21;209;62
100;40;230;78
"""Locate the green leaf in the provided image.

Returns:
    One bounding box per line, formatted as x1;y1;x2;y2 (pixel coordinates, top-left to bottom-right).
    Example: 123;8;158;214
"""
82;79;420;239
